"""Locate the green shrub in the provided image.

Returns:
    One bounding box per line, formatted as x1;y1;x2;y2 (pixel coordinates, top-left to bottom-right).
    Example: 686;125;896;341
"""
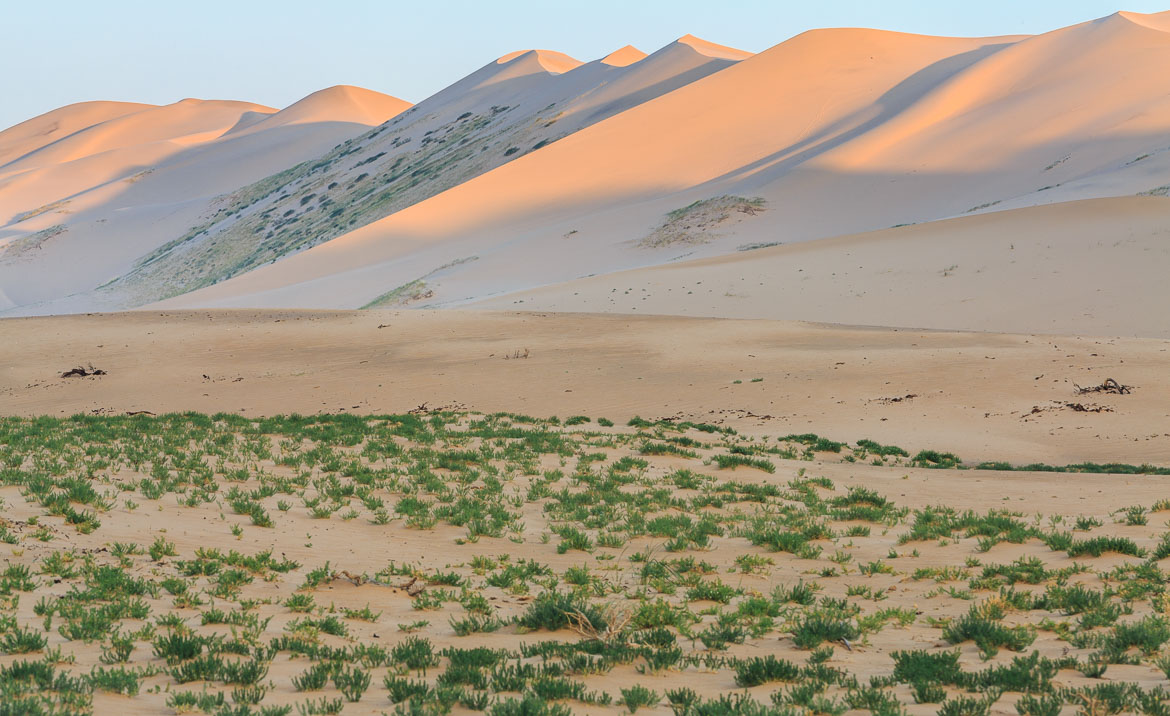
517;591;605;632
891;649;961;685
713;454;775;473
942;613;1035;657
620;685;660;713
734;655;800;687
792;611;860;649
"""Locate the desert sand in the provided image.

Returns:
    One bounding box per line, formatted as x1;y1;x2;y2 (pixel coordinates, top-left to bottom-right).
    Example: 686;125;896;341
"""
3;309;1167;466
122;12;1167;321
470;196;1170;338
2;311;1170;714
2;10;1170;716
0;89;409;312
1;14;1167;321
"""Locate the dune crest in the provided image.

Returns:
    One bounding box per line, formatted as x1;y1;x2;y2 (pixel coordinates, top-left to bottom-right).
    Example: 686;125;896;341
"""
0;100;155;169
1116;9;1170;32
229;85;410;135
4;10;1170;339
676;33;754;60
495;48;583;73
600;45;648;66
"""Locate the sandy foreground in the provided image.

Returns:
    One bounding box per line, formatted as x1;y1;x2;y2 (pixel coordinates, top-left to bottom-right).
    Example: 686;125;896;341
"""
2;310;1170;716
2;309;1168;466
0;382;1169;715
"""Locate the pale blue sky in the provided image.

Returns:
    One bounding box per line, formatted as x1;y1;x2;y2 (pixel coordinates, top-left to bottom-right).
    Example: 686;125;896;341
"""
3;1;1165;130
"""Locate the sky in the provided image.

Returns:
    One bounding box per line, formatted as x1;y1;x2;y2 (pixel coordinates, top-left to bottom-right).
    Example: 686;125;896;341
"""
3;0;1166;130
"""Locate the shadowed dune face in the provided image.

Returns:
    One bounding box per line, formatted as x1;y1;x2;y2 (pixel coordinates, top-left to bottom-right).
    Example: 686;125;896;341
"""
0;88;412;310
137;16;1170;333
2;12;1170;338
468;196;1170;338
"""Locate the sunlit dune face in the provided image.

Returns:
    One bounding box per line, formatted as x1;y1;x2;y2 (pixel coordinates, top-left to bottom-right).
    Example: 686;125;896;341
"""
600;45;647;67
676;33;754;60
6;11;1170;325
495;49;583;74
1117;9;1170;32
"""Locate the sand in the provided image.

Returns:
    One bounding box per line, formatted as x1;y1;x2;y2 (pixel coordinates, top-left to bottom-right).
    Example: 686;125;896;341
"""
468;196;1170;338
2;309;1168;466
141;13;1170;321
0;89;409;312
1;331;1169;714
2;13;1169;715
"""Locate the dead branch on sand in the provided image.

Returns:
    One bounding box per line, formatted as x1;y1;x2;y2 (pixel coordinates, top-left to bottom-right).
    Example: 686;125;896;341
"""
1074;378;1132;395
567;604;633;643
61;365;106;378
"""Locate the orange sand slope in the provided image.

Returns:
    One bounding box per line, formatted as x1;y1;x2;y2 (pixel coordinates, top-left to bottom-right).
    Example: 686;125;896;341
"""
0;89;410;311
0;35;750;315
154;12;1170;336
469;196;1170;338
2;12;1169;334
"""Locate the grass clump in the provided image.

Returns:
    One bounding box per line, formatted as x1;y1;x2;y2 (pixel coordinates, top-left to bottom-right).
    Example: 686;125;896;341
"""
734;655;800;687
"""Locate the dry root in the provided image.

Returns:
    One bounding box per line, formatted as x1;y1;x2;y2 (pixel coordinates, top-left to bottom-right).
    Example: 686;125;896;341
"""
1074;378;1132;395
566;604;633;643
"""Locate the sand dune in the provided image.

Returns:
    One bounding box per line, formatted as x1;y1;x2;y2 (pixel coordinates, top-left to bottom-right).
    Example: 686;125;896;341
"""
0;100;153;168
599;45;647;67
0;88;410;311
74;35;751;311
145;12;1170;341
149;29;1014;308
4;12;1170;332
226;85;410;134
675;33;754;60
0;99;274;178
469;196;1170;338
0;99;274;224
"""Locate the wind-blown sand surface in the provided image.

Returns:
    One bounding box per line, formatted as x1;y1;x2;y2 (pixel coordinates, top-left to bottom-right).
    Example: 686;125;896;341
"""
147;12;1170;315
470;196;1170;338
3;310;1167;466
4;13;1170;317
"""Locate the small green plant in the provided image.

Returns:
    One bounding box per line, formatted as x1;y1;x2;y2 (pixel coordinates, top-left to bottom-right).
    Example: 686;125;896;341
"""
734;655;800;687
620;685;661;713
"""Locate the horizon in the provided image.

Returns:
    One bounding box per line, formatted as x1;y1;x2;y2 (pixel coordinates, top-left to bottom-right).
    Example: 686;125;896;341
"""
3;0;1168;131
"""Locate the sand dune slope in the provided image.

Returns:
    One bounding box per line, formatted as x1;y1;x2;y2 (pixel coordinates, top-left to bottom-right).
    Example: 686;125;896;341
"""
0;100;153;168
226;85;410;134
470;196;1170;338
0;99;275;224
152;12;1170;338
86;36;752;309
152;29;1018;309
0;88;409;311
5;12;1170;330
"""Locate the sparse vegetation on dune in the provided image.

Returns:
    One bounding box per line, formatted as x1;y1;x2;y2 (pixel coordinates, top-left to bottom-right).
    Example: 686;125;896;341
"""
639;196;767;248
0;411;1166;713
105;101;549;303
